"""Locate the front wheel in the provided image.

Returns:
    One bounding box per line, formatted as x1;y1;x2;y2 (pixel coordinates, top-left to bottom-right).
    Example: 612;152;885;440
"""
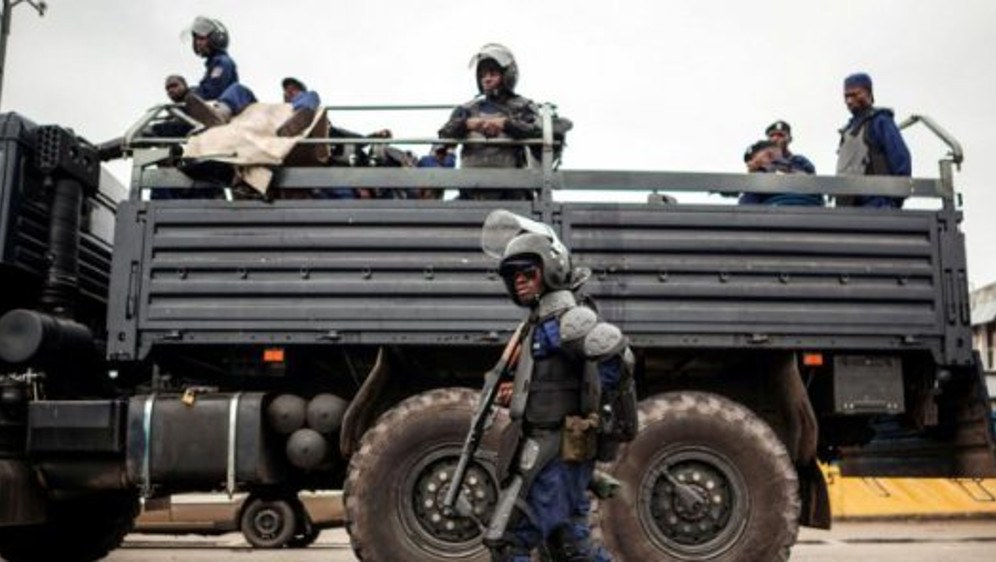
600;391;800;561
343;388;498;562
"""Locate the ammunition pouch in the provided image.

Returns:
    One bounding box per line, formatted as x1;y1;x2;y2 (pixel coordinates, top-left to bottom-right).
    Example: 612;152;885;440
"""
561;414;599;462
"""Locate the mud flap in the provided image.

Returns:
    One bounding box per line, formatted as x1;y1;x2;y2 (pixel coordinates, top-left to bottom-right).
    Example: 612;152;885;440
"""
339;347;392;457
841;353;996;478
798;459;831;529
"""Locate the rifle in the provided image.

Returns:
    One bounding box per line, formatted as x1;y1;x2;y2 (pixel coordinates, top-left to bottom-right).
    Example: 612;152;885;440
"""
443;321;527;518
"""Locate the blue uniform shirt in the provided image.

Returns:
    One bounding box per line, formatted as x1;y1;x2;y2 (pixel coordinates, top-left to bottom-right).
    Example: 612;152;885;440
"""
531;318;561;359
416;153;456;168
739;158;824;207
193;52;238;101
787;153;816;175
290;90;322;112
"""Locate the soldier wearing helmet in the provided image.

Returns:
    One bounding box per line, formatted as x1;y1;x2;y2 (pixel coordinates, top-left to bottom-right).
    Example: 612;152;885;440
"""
439;44;542;199
179;16;257;128
476;210;637;562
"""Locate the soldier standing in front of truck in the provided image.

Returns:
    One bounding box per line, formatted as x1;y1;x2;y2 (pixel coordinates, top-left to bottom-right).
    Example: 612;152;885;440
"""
179;16;257;129
835;72;912;208
478;210;638;562
438;44;541;200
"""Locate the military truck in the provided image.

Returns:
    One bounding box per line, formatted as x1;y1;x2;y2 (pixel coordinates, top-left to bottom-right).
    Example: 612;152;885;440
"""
0;105;993;562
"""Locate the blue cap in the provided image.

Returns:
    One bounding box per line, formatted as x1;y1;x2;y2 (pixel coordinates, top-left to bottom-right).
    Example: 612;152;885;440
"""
844;72;873;91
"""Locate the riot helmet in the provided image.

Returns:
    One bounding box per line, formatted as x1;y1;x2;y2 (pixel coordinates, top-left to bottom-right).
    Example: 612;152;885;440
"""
469;43;518;96
189;16;229;54
482;210;573;301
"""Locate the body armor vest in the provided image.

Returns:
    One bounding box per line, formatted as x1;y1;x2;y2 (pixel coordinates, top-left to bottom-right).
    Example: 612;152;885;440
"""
508;291;584;429
836;108;890;176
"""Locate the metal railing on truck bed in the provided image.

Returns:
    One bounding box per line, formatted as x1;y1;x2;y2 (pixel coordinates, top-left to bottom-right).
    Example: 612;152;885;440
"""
106;106;972;368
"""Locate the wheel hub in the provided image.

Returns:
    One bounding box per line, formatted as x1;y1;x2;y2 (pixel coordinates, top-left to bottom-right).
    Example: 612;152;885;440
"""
253;508;283;537
641;447;747;556
410;457;497;543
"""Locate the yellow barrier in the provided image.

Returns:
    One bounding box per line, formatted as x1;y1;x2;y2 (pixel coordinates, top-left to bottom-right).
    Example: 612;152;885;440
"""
822;465;996;518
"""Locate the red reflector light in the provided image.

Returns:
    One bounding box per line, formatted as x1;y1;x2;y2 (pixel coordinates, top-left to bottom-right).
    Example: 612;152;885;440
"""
264;348;285;363
802;353;824;367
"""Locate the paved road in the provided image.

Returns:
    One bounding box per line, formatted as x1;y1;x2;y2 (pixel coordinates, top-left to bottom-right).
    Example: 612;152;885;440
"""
109;520;996;561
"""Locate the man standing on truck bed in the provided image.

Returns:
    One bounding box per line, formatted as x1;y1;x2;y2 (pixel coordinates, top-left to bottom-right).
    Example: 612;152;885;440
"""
836;72;911;208
439;44;541;200
478;210;638;562
180;16;257;129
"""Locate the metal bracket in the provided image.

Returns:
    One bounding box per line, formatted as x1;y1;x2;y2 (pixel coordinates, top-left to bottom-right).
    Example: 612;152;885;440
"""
226;392;242;498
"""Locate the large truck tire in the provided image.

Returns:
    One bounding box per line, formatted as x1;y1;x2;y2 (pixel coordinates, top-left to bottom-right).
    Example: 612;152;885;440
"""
600;391;800;561
344;388;496;562
0;490;139;562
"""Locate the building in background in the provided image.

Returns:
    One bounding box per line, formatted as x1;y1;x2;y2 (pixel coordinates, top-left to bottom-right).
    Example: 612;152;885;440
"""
970;281;996;410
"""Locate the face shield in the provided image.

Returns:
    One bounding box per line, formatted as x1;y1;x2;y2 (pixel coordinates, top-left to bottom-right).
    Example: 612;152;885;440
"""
468;43;515;71
181;16;228;53
482;209;558;259
483;210;579;293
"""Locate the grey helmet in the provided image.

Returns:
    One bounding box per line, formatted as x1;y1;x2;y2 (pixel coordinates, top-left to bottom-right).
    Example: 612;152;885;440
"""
482;210;573;294
469;43;518;95
190;16;229;53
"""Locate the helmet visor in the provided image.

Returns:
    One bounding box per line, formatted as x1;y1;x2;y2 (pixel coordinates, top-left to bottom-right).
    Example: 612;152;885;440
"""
189;16;216;37
468;43;515;70
481;209;557;259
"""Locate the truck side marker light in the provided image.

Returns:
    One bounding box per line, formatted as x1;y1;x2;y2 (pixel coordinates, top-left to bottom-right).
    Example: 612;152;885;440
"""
802;353;824;367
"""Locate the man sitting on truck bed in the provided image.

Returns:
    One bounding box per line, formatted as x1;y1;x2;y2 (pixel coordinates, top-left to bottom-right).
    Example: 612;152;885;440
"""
180;16;257;129
738;140;824;206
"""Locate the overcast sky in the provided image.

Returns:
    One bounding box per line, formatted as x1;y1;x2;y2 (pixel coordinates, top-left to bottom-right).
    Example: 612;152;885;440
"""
4;0;995;287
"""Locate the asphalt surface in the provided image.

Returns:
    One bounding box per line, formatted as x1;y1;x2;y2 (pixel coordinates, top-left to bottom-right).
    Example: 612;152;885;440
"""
109;520;996;561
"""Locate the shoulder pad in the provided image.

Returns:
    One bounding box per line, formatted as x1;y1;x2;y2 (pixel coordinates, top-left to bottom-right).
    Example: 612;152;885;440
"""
536;290;576;319
559;306;597;344
583;322;626;359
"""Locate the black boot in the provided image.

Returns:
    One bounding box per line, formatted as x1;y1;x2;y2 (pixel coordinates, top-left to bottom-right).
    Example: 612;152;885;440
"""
184;92;231;128
277;107;317;137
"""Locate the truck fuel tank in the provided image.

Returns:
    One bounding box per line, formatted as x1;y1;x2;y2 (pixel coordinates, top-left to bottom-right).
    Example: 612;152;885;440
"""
126;392;284;494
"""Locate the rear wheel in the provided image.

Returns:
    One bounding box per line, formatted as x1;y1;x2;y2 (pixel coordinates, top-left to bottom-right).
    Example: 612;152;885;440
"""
600;391;800;561
0;490;139;562
344;388;497;562
240;496;298;549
